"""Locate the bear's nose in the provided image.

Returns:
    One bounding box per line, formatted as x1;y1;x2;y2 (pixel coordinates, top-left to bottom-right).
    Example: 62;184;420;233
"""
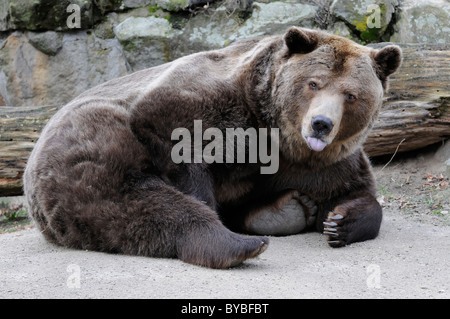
311;115;334;136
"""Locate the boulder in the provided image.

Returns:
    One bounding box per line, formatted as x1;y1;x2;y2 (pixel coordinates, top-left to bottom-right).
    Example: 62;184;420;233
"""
94;6;166;39
0;0;94;31
155;0;208;12
122;0;154;8
0;31;129;106
0;0;123;31
114;16;178;70
114;16;174;41
390;0;450;44
230;1;318;42
122;0;217;11
330;0;399;42
326;21;356;41
0;71;8;106
113;1;319;71
171;4;242;58
26;31;63;56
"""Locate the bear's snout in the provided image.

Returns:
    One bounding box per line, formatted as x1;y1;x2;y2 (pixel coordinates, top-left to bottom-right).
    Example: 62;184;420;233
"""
311;115;334;137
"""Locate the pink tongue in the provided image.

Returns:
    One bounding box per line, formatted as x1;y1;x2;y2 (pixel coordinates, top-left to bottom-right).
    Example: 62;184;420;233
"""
307;137;327;152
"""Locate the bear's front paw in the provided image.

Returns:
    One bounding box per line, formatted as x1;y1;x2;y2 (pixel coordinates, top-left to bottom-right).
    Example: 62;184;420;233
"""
323;210;348;248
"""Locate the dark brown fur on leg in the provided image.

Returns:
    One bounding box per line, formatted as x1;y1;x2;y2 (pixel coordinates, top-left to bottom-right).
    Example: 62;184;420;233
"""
30;173;268;268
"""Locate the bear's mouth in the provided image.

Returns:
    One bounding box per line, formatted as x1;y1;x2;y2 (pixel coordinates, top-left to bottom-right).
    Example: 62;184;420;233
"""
306;136;327;152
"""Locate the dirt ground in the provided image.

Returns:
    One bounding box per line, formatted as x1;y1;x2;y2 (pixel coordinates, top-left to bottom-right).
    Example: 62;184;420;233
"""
0;142;449;299
372;142;449;229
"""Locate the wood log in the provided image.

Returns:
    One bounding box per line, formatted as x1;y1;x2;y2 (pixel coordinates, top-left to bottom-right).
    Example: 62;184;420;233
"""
366;43;450;156
365;97;449;156
1;43;449;196
0;105;62;196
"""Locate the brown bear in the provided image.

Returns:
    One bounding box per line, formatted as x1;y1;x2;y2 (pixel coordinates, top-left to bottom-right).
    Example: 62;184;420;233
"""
23;27;402;268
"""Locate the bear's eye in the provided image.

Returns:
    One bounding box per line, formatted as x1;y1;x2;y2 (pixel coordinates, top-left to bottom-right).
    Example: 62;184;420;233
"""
345;93;357;102
309;81;318;90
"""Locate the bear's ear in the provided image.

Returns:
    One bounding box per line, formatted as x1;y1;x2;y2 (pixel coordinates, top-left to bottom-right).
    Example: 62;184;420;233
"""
284;27;318;55
373;45;402;81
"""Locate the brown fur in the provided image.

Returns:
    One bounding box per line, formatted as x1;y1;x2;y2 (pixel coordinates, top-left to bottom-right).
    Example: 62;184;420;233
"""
24;27;402;268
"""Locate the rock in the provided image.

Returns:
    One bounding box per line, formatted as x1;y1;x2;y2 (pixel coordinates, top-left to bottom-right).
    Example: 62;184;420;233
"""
122;0;153;8
326;21;356;41
0;0;9;31
0;0;124;31
26;31;63;56
171;4;241;58
158;0;217;11
122;0;216;11
230;1;318;42
330;0;399;42
114;16;173;40
94;0;124;13
0;0;96;31
94;13;119;39
114;16;178;70
140;1;312;66
155;0;191;11
0;31;129;106
390;0;450;44
94;5;170;39
0;69;8;105
113;1;250;70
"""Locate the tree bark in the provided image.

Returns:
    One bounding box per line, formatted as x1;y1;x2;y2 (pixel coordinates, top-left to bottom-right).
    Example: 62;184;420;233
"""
1;44;449;196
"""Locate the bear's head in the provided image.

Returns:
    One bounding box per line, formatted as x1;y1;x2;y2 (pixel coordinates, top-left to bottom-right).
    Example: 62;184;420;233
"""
272;27;402;166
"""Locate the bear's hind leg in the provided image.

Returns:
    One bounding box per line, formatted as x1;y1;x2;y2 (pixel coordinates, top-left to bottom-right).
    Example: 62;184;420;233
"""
245;190;317;236
123;181;268;268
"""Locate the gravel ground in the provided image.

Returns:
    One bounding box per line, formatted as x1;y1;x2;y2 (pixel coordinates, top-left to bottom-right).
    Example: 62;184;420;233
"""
1;198;449;299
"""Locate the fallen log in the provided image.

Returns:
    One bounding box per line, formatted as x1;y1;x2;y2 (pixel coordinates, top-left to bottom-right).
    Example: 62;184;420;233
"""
1;43;449;196
366;97;449;157
366;43;450;156
0;105;61;196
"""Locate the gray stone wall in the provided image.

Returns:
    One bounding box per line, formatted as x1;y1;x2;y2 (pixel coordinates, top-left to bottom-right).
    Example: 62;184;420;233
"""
0;0;449;106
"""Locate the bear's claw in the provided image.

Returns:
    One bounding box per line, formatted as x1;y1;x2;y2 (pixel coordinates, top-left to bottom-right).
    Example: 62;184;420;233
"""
323;221;337;227
324;212;347;247
323;228;337;235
